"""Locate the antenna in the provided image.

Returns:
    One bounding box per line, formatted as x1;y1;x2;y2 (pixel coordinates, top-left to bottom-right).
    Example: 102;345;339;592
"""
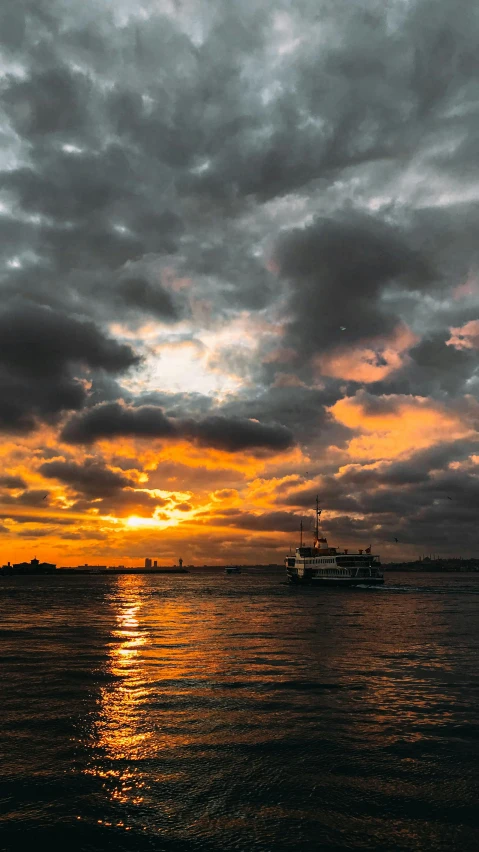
315;495;320;541
300;519;303;548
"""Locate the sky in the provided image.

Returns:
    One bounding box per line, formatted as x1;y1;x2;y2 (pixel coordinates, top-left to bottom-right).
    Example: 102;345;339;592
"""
0;0;478;566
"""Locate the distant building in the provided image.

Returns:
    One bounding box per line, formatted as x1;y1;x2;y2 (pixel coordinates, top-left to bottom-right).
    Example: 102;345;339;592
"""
145;558;152;568
153;560;157;568
76;564;106;571
1;558;56;576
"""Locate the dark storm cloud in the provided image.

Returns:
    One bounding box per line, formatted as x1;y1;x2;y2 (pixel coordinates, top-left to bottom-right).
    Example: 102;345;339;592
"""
282;480;359;514
277;437;479;552
0;304;139;376
61;402;295;453
0;476;27;489
274;210;432;360
0;1;410;322
58;530;108;541
61;403;178;444
185;415;294;453
404;334;477;395
1;0;478;355
136;390;213;419
216;385;347;447
16;489;52;506
0;304;140;432
210;510;303;533
3;64;91;139
0;489;51;507
339;441;478;489
39;459;133;497
16;528;52;538
0;513;76;526
365;331;478;398
118;275;179;320
281;436;479;515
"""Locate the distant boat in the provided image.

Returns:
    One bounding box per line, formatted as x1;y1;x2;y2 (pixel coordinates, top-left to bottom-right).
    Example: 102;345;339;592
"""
285;498;384;587
225;565;241;574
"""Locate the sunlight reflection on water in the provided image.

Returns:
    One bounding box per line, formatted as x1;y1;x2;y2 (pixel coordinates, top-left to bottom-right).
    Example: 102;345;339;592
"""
1;571;478;851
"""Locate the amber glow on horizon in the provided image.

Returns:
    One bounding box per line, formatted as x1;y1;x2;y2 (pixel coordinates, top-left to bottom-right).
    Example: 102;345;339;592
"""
0;427;310;565
0;391;475;566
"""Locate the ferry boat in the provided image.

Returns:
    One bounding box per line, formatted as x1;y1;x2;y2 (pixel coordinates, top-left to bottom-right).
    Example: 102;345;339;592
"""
225;565;241;574
285;498;384;587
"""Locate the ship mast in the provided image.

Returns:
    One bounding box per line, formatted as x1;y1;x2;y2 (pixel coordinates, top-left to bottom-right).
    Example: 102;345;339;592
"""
315;495;321;544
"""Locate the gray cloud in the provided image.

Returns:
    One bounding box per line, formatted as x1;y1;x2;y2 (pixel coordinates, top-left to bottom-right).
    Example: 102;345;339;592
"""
118;274;180;320
274;210;433;361
209;510;304;533
61;402;177;444
0;476;27;489
39;459;133;497
61;402;295;453
0;303;140;432
184;415;294;453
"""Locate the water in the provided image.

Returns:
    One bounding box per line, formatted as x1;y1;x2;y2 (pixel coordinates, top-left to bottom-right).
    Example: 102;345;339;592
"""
1;571;478;852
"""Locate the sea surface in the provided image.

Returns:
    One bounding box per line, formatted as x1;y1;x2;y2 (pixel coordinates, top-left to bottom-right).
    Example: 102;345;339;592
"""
1;570;478;852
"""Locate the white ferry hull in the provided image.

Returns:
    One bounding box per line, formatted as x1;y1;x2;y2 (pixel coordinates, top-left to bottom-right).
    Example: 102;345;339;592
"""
286;570;384;587
284;498;384;588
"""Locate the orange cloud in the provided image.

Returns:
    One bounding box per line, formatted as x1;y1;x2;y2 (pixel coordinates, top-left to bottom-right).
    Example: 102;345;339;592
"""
315;324;418;383
330;391;475;461
446;320;479;350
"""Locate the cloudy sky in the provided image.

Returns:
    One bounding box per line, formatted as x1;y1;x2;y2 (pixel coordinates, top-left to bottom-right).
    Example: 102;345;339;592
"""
0;0;478;566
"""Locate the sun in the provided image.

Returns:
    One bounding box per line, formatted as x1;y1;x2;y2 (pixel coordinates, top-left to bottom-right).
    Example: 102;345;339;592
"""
125;516;163;529
124;513;186;530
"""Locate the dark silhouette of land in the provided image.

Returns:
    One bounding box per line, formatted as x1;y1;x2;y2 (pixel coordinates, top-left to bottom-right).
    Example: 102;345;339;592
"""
385;557;479;572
